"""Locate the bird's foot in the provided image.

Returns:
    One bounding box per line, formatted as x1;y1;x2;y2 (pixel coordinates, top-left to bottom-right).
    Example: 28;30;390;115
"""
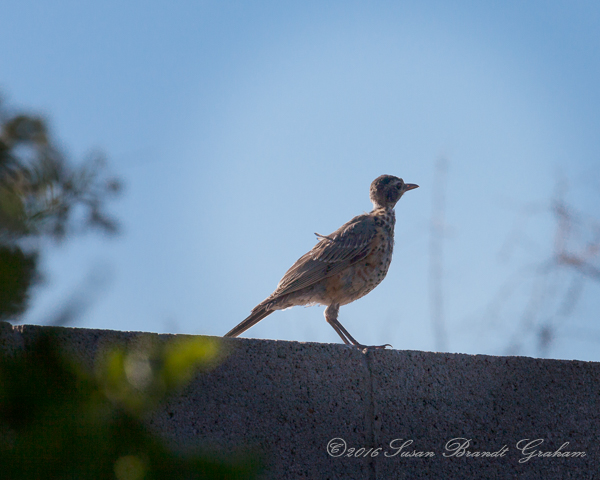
353;343;392;352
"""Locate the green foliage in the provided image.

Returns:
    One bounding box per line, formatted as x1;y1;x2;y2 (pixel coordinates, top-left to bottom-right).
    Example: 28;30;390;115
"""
0;96;121;320
0;246;38;320
0;95;260;479
0;332;260;479
96;336;222;415
0;105;121;242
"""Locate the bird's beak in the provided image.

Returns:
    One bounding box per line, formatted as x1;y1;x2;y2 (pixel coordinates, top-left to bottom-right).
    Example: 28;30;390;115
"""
404;183;419;191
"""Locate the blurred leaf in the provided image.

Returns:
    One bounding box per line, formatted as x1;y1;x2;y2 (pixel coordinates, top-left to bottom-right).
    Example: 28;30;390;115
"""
161;336;221;390
114;455;147;480
97;336;224;415
0;246;37;320
0;100;121;244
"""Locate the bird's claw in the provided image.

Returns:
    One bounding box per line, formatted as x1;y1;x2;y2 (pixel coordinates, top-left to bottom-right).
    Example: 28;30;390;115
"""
353;343;392;352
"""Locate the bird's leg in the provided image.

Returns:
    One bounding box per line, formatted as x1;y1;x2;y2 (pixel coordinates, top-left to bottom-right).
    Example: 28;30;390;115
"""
324;304;392;350
324;304;352;345
334;318;392;350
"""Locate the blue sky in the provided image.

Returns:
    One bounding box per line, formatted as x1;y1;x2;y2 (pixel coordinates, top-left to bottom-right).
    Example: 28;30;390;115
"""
2;1;599;360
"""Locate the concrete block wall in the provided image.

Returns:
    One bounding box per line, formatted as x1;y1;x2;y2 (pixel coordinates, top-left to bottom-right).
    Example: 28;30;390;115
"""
2;323;598;479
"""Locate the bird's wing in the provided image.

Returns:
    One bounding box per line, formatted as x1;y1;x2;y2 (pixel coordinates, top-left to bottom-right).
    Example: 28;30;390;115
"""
272;213;377;297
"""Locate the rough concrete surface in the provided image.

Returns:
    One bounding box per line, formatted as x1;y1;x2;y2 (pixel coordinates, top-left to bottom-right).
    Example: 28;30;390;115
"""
2;323;599;479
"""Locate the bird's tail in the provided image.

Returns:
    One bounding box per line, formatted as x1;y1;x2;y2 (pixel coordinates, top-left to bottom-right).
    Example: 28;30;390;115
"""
224;305;274;338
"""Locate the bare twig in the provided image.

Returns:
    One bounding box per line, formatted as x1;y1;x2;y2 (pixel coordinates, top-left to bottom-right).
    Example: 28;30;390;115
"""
429;157;449;352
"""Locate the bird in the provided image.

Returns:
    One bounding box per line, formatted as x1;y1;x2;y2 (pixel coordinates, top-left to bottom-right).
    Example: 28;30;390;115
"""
225;175;418;349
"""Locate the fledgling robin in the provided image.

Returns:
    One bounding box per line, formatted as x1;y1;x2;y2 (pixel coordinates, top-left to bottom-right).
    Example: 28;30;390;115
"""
225;175;418;349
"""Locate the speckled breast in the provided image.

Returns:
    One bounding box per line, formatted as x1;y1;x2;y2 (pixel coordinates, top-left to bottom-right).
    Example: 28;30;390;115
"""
329;210;396;305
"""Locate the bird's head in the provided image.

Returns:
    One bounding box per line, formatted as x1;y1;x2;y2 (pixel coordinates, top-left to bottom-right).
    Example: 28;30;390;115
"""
370;175;419;209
